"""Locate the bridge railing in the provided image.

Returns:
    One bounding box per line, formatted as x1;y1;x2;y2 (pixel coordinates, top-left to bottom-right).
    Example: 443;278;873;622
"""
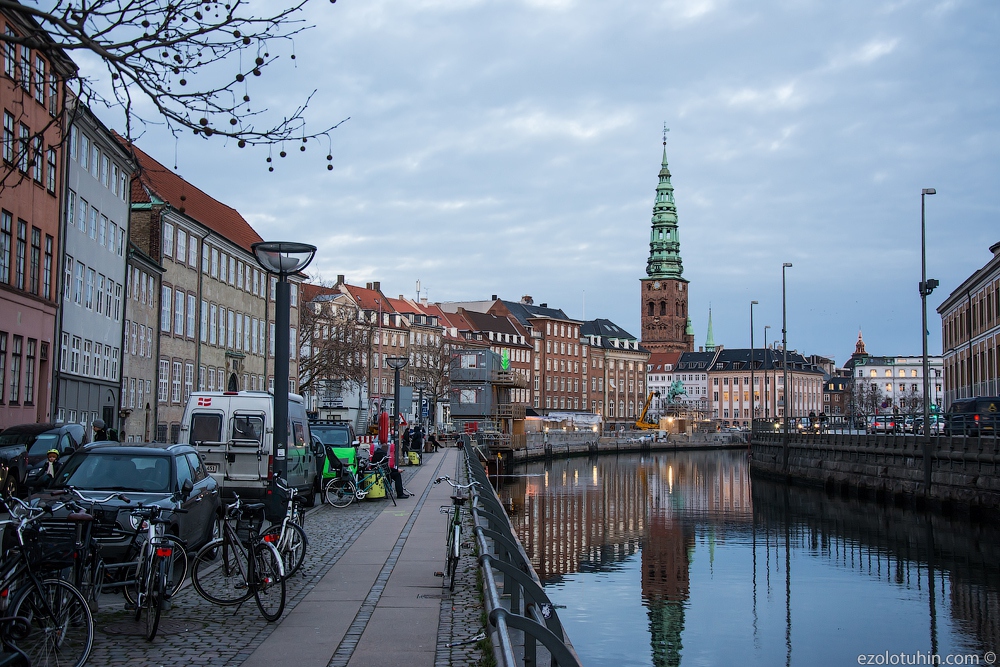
460;436;583;667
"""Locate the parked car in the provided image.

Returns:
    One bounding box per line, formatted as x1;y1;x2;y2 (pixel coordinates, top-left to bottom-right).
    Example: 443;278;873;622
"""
945;397;1000;437
30;441;221;559
870;416;900;434
913;416;945;435
310;419;359;475
180;391;319;508
0;423;87;498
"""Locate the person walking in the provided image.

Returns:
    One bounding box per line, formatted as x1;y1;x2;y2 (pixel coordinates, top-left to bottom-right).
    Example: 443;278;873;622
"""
427;433;441;452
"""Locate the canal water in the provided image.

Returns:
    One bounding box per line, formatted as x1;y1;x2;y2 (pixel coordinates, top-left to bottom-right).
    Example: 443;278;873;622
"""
497;450;999;667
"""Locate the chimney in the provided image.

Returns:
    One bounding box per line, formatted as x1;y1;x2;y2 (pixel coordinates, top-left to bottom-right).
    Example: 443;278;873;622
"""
521;295;533;305
337;274;345;285
421;297;428;306
366;282;372;290
491;294;498;301
699;346;704;352
399;295;404;300
540;303;547;308
373;281;380;292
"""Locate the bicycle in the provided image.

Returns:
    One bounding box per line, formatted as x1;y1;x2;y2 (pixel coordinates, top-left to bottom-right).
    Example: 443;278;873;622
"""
125;504;186;640
263;477;308;579
0;497;93;667
323;458;397;508
40;488;132;612
190;495;286;621
433;476;479;592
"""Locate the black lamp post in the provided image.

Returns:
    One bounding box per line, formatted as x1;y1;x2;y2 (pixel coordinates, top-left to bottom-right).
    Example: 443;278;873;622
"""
750;300;758;427
386;356;409;468
920;187;937;488
782;262;792;471
252;241;316;520
763;324;771;419
414;380;429;434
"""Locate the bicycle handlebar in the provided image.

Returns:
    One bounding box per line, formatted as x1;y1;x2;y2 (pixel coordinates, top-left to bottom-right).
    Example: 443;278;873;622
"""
433;476;480;490
50;487;131;505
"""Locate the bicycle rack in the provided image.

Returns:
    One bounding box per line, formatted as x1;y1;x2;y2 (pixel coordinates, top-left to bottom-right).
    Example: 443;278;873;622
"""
462;438;582;667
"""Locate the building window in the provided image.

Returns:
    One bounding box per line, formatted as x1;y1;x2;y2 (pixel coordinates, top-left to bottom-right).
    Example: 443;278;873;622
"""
162;222;173;258
174;289;184;334
161;286;171;332
0;333;6;403
184;363;193;401
15;220;26;290
209;305;217;345
84;268;94;309
171;361;182;403
42;235;52;300
0;210;10;284
46;147;56;192
9;336;22;404
2;111;13;163
186;294;196;338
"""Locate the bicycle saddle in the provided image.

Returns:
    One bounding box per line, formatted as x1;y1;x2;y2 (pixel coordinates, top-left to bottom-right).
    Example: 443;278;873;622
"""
66;512;94;522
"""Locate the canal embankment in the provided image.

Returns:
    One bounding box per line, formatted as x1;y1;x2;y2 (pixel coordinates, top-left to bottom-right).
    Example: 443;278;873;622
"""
509;431;747;464
750;431;1000;514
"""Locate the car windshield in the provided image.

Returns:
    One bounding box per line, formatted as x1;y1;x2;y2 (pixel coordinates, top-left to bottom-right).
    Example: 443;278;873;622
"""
26;434;60;457
313;428;350;446
56;452;172;493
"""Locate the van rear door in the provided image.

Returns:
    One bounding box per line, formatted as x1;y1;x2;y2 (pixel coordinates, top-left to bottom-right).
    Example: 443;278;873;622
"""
227;412;267;482
189;411;226;481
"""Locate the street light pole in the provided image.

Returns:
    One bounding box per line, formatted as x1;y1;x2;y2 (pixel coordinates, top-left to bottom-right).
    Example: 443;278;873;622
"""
764;325;771;419
782;262;793;471
750;300;758;428
386;356;409;468
251;241;316;521
920;187;937;489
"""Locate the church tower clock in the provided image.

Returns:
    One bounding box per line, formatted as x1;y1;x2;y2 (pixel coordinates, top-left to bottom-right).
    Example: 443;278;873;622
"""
640;130;694;354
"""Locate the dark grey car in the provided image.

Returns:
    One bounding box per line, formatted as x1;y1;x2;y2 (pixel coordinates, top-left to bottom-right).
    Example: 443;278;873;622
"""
0;422;87;498
31;442;221;558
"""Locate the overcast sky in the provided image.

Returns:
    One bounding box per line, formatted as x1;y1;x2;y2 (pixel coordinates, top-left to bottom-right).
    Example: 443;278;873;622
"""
100;0;999;366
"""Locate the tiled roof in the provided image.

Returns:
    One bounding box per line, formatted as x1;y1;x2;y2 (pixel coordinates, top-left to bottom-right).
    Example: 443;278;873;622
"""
581;318;638;341
647;352;681;372
302;283;338;303
340;283;391;312
499;300;573;327
117;135;263;253
461;310;527;340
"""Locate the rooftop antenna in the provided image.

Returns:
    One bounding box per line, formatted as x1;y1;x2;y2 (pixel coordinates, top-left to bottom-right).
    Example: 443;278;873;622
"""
416;279;421;302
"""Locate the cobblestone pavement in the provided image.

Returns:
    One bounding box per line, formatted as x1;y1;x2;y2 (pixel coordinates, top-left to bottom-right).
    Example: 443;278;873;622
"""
435;453;488;667
86;458;489;667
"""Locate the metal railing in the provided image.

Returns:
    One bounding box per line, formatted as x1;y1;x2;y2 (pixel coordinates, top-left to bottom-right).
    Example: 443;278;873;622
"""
460;436;583;667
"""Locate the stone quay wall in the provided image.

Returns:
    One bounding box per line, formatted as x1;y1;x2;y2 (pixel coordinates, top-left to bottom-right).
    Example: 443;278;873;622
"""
749;432;1000;512
508;431;746;464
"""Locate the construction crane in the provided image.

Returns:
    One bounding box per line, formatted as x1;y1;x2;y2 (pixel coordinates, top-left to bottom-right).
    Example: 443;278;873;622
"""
635;391;661;430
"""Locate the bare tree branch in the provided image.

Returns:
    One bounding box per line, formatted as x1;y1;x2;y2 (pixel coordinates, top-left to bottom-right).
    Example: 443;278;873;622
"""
1;0;347;179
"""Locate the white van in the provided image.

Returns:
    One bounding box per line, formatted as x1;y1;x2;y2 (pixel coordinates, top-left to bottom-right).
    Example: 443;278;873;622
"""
179;391;319;506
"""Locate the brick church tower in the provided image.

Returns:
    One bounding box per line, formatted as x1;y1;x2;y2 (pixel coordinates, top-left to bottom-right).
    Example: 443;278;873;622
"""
640;133;694;354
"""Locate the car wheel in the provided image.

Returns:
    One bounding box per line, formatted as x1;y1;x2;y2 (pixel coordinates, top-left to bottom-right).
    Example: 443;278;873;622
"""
2;474;18;501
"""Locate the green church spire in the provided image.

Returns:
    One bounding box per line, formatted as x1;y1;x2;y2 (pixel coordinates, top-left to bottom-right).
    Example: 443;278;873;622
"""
705;306;715;353
646;126;685;281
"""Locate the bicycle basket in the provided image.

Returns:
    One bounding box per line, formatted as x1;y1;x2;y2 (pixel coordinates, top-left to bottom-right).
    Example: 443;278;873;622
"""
235;506;265;545
21;522;78;572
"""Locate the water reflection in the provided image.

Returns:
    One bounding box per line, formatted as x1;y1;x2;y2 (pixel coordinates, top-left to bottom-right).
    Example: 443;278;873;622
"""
498;451;999;666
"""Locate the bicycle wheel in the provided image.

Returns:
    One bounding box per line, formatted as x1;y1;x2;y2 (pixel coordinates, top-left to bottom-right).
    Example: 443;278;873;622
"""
10;578;93;667
253;541;286;622
324;477;356;508
191;535;251;605
448;523;461;592
141;556;166;641
261;522;307;579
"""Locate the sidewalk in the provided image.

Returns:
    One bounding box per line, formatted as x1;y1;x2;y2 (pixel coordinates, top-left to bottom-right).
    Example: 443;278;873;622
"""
87;446;486;667
241;445;481;667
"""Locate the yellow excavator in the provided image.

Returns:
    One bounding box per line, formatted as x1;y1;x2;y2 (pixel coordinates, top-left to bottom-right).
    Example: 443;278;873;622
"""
634;391;660;430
